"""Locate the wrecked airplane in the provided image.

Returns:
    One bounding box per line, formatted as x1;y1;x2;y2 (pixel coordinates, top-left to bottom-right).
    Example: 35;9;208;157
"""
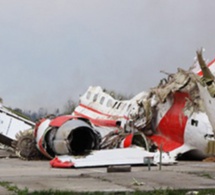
0;103;35;148
1;50;215;168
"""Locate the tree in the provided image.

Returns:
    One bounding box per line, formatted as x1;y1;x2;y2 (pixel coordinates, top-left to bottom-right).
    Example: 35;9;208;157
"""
62;99;77;115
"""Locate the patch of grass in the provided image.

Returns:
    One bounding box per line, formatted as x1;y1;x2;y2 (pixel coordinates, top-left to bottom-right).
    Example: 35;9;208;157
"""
1;181;215;195
0;181;28;195
31;189;215;195
188;171;214;179
198;172;213;179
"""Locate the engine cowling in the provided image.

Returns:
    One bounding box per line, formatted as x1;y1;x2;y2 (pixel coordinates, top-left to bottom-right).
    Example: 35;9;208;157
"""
36;116;101;159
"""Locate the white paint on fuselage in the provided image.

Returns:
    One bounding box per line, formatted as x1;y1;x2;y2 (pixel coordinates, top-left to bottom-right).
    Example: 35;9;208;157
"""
184;111;214;152
197;83;215;133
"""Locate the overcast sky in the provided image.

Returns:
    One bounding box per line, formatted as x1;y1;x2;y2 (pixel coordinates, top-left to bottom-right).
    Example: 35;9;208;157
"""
1;0;215;112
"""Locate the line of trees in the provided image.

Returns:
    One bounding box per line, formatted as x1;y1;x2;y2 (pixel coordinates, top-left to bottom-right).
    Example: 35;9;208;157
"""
11;99;77;122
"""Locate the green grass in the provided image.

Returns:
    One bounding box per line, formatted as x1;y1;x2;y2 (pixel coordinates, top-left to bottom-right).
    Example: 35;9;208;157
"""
1;181;215;195
188;171;214;180
198;172;214;179
0;181;28;195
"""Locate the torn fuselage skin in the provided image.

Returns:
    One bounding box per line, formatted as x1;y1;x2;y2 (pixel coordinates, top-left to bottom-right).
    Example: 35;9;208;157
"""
148;66;215;160
72;79;215;160
12;50;215;161
196;49;215;133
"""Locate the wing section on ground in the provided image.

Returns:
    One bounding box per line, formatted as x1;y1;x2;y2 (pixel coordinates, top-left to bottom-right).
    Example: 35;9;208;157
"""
50;146;176;168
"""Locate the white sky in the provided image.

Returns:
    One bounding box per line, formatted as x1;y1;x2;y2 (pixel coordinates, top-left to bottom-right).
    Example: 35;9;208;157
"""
1;0;215;112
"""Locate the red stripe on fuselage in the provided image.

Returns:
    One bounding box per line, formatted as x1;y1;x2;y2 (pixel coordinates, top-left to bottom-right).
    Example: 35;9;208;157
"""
150;92;189;152
73;111;118;127
50;115;74;127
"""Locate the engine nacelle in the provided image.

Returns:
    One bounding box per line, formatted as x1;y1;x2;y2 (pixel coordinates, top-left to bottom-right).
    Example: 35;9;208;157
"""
35;116;101;159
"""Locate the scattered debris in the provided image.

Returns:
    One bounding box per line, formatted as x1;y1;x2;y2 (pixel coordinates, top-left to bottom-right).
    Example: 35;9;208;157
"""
132;177;145;186
107;165;131;172
1;50;215;168
185;190;199;195
0;103;34;140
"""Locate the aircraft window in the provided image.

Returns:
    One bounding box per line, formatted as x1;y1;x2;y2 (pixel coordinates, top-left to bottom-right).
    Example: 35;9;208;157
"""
204;134;214;139
116;102;122;109
100;96;105;105
191;119;198;126
86;92;91;99
93;94;98;102
106;99;113;107
113;102;118;108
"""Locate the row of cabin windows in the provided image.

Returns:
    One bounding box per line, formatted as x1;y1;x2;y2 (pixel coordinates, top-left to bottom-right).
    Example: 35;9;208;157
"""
86;91;131;112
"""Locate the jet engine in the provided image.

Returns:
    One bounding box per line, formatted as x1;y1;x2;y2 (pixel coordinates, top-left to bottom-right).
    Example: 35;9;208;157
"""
35;116;101;159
